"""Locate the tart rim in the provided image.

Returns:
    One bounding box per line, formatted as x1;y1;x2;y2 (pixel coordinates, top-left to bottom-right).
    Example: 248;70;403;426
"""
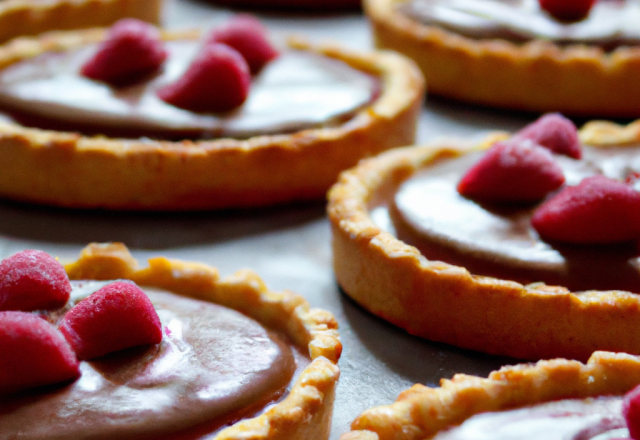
327;119;640;362
365;0;640;117
62;242;341;440
0;27;424;210
340;351;640;440
0;0;161;44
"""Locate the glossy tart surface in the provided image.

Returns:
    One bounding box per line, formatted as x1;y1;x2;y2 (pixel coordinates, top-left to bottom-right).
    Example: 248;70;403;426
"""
0;242;341;440
328;119;640;361
340;351;640;440
0;0;161;43
365;0;640;116
0;28;423;210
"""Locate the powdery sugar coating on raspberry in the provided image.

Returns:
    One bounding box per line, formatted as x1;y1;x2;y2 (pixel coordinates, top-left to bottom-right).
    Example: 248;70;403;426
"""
0;250;71;312
532;175;640;244
0;311;80;395
59;281;162;360
207;14;280;74
514;113;582;159
623;384;640;439
158;43;251;113
457;138;566;203
81;18;167;86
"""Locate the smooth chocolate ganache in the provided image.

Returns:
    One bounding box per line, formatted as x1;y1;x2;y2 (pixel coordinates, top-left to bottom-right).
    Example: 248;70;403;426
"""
397;0;640;49
0;40;378;140
369;144;640;293
432;396;628;440
0;281;306;440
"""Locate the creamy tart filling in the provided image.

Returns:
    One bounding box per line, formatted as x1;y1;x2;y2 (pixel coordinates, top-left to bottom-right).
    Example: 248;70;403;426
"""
0;280;308;440
432;397;627;440
369;144;640;292
0;40;378;140
397;0;640;49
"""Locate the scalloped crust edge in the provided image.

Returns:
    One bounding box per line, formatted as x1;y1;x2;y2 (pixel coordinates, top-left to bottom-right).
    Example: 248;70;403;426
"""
328;119;640;361
64;242;342;440
341;351;640;440
0;28;424;210
365;0;640;117
0;0;161;44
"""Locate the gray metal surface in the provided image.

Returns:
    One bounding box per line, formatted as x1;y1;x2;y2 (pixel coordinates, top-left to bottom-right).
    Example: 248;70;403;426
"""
0;1;539;437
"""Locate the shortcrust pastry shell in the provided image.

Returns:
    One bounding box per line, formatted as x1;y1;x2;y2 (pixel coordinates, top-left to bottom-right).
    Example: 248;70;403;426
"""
328;119;640;362
365;0;640;117
341;351;640;440
0;0;161;43
0;28;424;210
63;242;342;440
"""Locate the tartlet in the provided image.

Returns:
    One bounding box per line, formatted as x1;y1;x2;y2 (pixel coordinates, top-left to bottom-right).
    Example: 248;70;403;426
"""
0;242;341;440
328;118;640;361
365;0;640;117
0;27;423;210
340;351;640;440
0;0;161;43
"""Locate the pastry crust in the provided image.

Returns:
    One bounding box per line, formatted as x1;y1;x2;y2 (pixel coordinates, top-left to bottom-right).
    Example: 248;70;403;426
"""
63;242;341;440
0;0;161;43
365;0;640;117
328;119;640;361
341;351;640;440
0;28;423;211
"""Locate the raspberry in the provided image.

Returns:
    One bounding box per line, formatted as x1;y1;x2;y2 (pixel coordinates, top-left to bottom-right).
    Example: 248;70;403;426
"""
457;138;566;204
0;311;80;395
59;281;162;360
0;250;71;312
158;43;251;113
532;175;640;244
207;14;279;74
623;384;640;439
538;0;597;22
514;113;582;159
81;18;167;86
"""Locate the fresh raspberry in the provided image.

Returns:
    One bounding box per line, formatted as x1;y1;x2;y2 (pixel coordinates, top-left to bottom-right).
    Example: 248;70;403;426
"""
0;311;80;395
538;0;597;22
457;139;566;204
623;384;640;439
81;18;167;86
158;43;251;113
59;281;162;360
207;14;279;74
532;175;640;244
0;250;71;312
514;113;582;159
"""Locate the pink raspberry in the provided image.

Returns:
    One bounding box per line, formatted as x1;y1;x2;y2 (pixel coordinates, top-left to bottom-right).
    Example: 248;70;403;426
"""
532;175;640;244
0;250;71;312
457;138;565;204
0;311;80;395
158;43;251;113
514;113;582;159
207;14;279;74
59;281;162;360
81;18;167;86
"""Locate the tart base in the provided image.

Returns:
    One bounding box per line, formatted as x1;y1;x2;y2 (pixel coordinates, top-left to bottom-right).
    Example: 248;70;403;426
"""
0;30;424;210
0;0;161;43
64;242;341;440
342;351;640;440
366;0;640;117
328;120;640;361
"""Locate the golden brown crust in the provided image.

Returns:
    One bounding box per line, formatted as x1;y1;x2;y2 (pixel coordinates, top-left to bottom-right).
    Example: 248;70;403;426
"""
64;242;341;440
365;0;640;117
0;0;161;43
0;29;424;210
341;351;640;440
327;120;640;361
